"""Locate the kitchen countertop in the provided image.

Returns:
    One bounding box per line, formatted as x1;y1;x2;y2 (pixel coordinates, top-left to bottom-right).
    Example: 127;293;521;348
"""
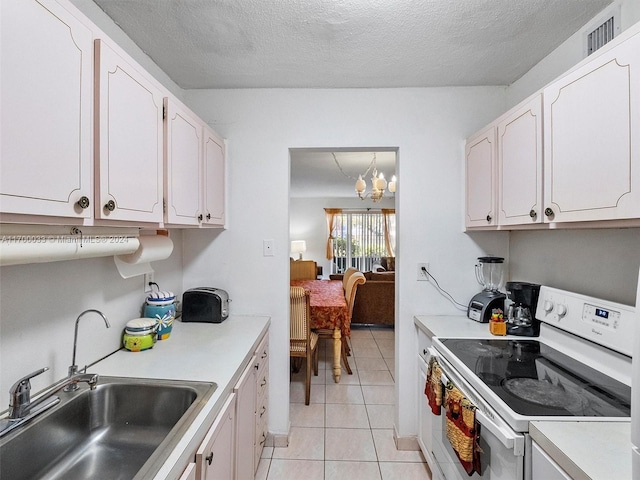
414;314;632;480
414;314;505;339
95;315;270;480
530;421;632;480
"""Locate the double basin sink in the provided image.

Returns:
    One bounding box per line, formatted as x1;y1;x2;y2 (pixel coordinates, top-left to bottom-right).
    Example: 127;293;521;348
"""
0;376;217;480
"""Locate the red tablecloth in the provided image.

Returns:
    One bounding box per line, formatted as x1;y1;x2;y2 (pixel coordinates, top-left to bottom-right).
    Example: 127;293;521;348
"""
290;279;350;337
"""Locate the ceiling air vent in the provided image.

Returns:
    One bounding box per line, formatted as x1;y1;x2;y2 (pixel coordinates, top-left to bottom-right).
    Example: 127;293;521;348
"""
584;5;621;57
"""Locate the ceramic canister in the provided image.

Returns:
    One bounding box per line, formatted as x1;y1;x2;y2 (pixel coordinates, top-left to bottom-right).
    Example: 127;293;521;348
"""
144;290;176;340
123;318;157;352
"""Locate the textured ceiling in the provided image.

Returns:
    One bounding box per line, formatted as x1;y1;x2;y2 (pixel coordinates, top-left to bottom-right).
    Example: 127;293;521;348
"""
92;0;613;89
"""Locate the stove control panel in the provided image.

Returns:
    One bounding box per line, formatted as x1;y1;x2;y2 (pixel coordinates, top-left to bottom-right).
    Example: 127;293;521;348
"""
582;303;621;330
537;286;635;357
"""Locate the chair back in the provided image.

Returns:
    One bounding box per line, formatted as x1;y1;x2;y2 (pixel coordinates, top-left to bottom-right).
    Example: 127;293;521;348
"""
342;267;359;290
290;260;318;280
290;286;311;352
344;272;366;320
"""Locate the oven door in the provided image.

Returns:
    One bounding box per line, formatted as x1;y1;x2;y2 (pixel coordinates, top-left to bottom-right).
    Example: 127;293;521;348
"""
429;348;527;480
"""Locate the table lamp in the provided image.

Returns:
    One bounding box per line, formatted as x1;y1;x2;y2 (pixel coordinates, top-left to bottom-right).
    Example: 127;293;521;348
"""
291;240;306;260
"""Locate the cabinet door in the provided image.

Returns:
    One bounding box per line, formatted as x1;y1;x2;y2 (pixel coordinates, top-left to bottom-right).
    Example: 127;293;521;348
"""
1;0;93;220
498;95;543;225
196;393;236;480
531;442;571;480
95;39;164;223
164;97;203;225
234;356;257;480
466;126;497;228
202;127;225;226
417;356;433;460
543;32;640;223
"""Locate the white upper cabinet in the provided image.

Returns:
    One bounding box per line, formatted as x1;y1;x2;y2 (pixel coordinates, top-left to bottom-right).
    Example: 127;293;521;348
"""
1;0;93;221
465;125;497;228
164;98;203;226
203;127;226;227
498;94;543;225
95;39;164;224
543;31;640;223
164;97;226;227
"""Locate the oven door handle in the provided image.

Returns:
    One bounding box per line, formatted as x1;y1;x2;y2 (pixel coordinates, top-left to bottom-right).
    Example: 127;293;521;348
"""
475;410;524;456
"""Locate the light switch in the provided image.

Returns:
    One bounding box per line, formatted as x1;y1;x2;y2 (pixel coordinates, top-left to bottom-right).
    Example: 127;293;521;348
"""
263;239;274;256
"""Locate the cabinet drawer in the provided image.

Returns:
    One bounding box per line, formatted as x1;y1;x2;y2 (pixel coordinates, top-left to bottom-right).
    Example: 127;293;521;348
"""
417;328;433;363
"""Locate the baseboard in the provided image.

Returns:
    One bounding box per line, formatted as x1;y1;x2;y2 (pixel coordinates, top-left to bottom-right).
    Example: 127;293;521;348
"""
393;425;420;451
266;423;290;448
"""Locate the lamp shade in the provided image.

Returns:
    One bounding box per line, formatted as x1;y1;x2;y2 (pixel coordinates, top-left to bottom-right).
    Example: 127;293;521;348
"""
291;240;306;258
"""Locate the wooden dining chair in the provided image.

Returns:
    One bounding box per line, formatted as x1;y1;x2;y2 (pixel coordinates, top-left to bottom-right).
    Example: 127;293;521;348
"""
341;267;359;290
340;271;366;374
290;286;319;405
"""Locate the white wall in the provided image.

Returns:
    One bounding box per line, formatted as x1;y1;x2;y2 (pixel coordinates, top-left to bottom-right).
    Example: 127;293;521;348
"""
0;231;184;396
289;196;395;277
182;87;509;440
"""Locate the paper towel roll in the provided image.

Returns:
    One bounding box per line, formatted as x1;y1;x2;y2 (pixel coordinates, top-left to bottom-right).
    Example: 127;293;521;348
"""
116;235;174;264
0;236;140;266
114;235;174;279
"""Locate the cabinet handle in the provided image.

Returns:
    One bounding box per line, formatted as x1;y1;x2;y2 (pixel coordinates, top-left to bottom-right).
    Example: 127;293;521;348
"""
254;363;260;371
206;213;211;220
104;200;116;212
486;214;492;223
198;214;203;221
260;377;267;387
77;196;90;209
529;209;537;219
260;405;266;417
261;352;268;359
259;433;267;446
544;207;554;218
205;452;213;465
422;349;427;356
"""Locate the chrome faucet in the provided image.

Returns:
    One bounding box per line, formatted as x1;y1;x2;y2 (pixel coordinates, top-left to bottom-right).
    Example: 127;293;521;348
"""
66;309;110;391
1;368;99;437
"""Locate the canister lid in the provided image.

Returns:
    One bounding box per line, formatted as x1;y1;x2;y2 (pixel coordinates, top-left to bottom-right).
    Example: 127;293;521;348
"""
146;291;176;304
126;317;157;332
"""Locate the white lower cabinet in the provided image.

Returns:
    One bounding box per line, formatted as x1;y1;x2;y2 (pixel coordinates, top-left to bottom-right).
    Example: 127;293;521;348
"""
196;393;236;480
235;333;269;478
234;355;257;479
416;328;436;469
531;441;571;480
179;463;197;480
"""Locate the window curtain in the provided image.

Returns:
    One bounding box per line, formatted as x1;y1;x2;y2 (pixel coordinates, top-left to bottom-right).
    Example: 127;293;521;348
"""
324;208;342;260
382;208;396;257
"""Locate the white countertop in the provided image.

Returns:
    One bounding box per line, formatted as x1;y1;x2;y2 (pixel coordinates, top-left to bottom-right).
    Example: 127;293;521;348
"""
95;315;270;480
414;314;507;339
530;421;632;480
414;314;631;480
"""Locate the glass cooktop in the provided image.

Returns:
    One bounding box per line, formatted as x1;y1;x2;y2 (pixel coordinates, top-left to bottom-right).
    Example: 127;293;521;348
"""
440;338;631;417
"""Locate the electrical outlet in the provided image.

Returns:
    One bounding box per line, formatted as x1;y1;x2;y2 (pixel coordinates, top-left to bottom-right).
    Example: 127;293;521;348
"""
144;272;155;292
417;263;430;281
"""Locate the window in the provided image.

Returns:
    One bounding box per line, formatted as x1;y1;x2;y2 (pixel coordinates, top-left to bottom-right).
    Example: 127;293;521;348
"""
330;210;395;274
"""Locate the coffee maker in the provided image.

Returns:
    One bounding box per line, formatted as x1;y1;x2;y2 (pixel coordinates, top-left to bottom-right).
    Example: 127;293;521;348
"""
467;256;506;323
505;281;541;336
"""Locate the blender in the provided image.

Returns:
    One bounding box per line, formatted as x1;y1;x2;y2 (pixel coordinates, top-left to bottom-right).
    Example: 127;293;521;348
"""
505;281;541;336
467;256;506;323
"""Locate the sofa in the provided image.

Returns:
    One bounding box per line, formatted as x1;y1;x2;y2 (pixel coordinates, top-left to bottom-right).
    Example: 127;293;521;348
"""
330;271;395;326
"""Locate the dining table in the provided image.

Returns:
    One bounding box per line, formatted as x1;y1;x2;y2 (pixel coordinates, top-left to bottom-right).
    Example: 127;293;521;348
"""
290;279;349;382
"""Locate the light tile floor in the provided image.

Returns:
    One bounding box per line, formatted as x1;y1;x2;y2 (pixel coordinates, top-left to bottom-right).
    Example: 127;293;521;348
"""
256;326;432;480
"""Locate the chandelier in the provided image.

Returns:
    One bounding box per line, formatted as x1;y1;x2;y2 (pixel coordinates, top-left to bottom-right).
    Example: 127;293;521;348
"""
333;153;396;203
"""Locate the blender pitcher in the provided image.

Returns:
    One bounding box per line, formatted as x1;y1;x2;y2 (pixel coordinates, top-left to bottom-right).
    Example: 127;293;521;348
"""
475;256;505;292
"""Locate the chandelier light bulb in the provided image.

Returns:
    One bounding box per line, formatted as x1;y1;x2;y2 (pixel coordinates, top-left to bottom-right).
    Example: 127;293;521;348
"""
389;175;397;193
355;175;366;194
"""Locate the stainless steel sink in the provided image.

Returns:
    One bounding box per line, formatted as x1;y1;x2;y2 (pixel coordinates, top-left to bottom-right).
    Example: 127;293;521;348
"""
0;376;216;480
